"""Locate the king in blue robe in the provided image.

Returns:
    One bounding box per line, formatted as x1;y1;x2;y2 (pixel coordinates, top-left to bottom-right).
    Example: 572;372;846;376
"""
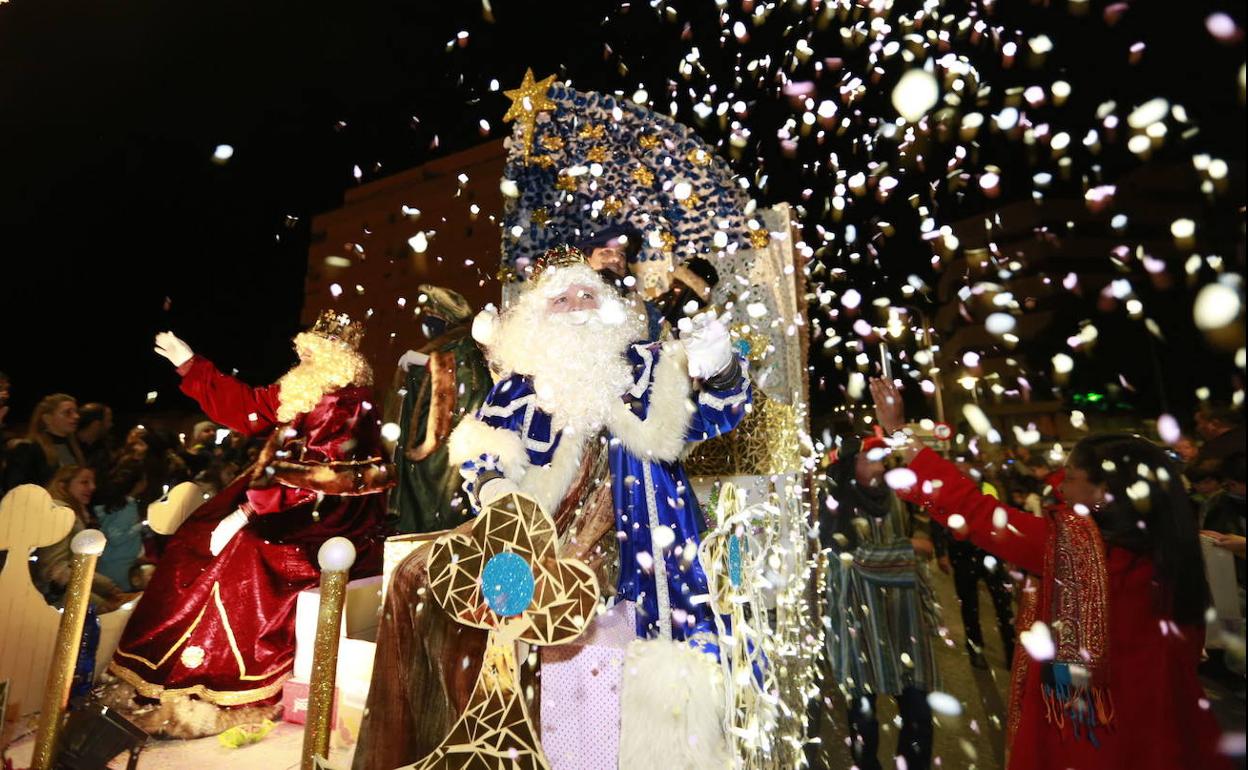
449;257;749;653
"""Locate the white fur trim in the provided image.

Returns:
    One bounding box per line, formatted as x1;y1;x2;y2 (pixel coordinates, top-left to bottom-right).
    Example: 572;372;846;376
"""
516;432;588;516
619;639;729;770
447;416;530;481
605;344;694;463
448;414;591;516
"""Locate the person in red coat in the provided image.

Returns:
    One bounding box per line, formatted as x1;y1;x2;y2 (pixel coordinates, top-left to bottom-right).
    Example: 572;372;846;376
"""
868;377;1230;770
103;311;391;737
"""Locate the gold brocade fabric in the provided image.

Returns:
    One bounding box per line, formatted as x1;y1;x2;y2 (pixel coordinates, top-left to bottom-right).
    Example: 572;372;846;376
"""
1007;510;1110;744
685;389;804;477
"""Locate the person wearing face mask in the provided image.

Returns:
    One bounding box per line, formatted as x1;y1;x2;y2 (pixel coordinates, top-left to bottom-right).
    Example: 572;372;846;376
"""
388;284;491;533
3;393;85;491
76;402;115;478
576;223;679;340
816;434;939;770
868;377;1228;770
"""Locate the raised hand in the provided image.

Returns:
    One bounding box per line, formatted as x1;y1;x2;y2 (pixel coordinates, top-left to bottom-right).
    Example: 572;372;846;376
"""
154;331;194;368
869;377;906;434
679;312;733;380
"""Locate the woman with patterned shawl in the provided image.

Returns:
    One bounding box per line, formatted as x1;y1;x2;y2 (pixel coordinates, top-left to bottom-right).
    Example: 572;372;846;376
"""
869;377;1230;770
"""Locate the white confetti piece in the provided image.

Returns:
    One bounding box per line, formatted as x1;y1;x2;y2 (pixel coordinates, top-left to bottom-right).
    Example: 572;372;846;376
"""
1020;621;1056;662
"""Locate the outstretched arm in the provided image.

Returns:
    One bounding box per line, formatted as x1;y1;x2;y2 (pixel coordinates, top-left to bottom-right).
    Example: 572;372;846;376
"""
156;332;280;434
869;377;1048;575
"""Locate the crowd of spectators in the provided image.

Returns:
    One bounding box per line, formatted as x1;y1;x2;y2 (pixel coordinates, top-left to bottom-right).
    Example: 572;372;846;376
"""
0;371;267;610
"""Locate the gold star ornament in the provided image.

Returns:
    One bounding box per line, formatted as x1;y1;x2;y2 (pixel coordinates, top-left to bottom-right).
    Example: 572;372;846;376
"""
503;69;558;162
631;165;656;186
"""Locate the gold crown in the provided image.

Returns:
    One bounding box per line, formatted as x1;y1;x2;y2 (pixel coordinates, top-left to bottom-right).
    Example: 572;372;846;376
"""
529;244;588;280
311;309;365;349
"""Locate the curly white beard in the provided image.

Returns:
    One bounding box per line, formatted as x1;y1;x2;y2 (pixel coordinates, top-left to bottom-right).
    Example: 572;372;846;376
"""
275;333;372;423
488;266;646;437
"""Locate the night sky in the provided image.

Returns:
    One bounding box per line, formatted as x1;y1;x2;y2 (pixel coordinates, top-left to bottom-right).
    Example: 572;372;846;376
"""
1;0;1243;427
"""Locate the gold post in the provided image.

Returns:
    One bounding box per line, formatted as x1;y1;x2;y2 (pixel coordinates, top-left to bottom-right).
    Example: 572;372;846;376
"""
300;537;356;770
31;529;107;770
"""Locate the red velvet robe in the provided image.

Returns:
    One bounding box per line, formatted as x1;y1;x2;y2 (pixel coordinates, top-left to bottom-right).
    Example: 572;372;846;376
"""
108;356;388;706
901;448;1229;770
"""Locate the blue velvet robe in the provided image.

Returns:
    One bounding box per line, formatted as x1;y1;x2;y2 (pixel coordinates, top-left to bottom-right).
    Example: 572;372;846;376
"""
456;342;750;652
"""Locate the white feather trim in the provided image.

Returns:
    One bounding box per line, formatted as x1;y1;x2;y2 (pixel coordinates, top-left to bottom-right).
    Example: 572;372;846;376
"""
605;343;695;463
619;639;730;770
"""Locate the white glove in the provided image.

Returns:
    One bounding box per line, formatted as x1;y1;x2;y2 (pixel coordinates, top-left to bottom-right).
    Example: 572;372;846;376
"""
397;350;430;371
478;477;519;506
154;331;194;368
209;509;249;556
471;304;499;345
679;312;734;380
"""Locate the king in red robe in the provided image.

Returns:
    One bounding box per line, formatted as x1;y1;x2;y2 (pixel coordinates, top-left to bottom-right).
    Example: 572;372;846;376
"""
104;312;391;737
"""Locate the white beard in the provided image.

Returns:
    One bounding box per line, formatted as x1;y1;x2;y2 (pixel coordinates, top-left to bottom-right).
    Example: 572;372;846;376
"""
530;312;635;436
273;332;371;423
488;274;645;437
275;361;334;422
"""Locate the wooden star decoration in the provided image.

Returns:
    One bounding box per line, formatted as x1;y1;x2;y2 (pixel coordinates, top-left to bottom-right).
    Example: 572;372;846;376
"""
503;69;557;162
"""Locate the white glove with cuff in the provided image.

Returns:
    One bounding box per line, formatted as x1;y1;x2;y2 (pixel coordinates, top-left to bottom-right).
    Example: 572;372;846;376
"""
478;477;519;506
397;350;430;371
209;508;250;556
154;331;194;368
471;304;499;345
679;312;734;380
